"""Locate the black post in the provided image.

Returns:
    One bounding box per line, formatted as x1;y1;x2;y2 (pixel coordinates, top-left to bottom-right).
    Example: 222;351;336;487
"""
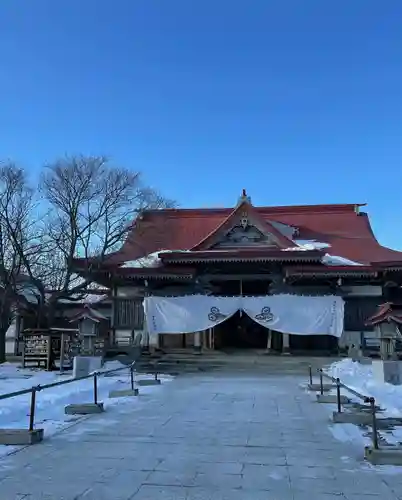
130;364;135;391
309;365;313;385
319;370;324;395
28;387;37;431
336;378;341;413
154;363;158;382
93;372;98;405
370;397;379;450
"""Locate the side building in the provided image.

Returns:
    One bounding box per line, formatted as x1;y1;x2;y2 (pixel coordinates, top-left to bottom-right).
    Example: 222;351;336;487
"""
73;191;402;355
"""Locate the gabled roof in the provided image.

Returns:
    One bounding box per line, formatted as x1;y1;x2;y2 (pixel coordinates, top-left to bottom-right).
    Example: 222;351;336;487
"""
69;304;108;323
191;194;294;250
97;195;402;266
365;303;402;326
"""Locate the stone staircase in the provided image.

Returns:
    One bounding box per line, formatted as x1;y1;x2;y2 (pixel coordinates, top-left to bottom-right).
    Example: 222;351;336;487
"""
136;348;341;376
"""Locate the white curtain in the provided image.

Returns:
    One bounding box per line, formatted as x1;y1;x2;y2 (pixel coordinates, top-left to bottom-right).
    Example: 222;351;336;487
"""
144;295;241;335
144;294;344;337
242;295;344;337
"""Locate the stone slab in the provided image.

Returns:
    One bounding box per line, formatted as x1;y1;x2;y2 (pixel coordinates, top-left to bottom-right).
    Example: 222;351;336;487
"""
358;358;372;365
365;446;402;465
108;388;139;398
137;379;161;386
347;402;383;412
1;370;402;498
333;411;402;428
0;428;44;445
65;403;104;415
332;411;373;425
316;394;350;404
307;383;334;392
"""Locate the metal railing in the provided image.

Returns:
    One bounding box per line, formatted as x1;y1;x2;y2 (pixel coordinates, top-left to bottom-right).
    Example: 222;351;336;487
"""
308;365;379;449
0;362;139;433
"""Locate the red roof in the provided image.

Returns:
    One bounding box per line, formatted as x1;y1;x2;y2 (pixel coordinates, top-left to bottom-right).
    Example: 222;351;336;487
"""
69;304;108;323
110;200;402;266
365;303;402;326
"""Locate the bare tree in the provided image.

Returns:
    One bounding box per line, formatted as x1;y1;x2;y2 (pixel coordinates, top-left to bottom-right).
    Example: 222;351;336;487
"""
0;164;39;361
39;155;175;325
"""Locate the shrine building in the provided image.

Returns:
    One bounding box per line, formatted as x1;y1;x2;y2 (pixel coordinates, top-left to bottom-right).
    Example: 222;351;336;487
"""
74;191;402;355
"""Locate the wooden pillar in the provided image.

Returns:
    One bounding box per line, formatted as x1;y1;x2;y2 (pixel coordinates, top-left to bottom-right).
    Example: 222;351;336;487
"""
209;328;215;349
282;333;290;354
194;332;201;353
266;329;272;352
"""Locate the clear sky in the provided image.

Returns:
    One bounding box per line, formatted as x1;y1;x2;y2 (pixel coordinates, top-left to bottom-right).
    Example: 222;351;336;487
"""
1;1;401;248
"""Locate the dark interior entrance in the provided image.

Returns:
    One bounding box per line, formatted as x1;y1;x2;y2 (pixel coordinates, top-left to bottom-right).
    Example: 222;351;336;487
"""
215;311;269;349
289;334;338;355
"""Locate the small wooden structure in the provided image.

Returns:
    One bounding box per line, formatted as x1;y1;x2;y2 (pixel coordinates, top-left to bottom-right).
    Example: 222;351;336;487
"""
366;302;402;360
69;305;109;357
22;328;80;370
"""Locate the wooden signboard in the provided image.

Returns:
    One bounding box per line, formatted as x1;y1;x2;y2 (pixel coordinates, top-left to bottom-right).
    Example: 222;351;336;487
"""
22;333;52;369
22;329;80;371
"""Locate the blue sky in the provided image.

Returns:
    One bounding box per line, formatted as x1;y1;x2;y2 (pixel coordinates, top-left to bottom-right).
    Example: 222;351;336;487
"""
1;1;401;248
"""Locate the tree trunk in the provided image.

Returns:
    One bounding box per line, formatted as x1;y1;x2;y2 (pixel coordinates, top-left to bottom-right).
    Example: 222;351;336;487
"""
0;311;10;363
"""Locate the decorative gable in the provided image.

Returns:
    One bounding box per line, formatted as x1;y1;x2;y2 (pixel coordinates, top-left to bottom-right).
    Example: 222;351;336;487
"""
192;190;296;250
213;211;279;248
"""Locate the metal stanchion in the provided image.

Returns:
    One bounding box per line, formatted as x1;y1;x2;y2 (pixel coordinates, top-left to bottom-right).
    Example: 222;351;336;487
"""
154;364;158;382
319;369;324;395
309;365;313;385
130;364;135;391
336;378;342;413
369;397;379;449
28;387;38;431
93;372;98;405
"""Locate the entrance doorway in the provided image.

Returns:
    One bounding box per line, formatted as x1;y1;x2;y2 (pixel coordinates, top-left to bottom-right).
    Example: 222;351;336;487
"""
289;334;338;355
215;311;268;349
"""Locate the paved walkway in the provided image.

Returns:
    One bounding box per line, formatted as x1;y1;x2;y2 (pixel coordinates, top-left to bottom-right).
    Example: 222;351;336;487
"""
1;371;402;499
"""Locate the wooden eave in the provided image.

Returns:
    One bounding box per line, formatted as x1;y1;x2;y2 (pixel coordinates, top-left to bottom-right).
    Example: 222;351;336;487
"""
159;249;323;264
376;262;402;271
112;267;195;280
284;265;379;278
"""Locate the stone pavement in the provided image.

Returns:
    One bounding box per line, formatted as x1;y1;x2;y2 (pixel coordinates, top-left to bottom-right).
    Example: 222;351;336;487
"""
1;371;402;499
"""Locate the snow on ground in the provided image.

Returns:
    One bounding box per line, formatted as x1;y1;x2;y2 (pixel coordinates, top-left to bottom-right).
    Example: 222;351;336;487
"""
326;359;402;417
0;362;173;458
326;358;402;448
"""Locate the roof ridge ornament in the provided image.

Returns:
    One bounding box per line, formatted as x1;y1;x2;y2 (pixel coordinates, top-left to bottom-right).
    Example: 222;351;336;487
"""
237;188;251;206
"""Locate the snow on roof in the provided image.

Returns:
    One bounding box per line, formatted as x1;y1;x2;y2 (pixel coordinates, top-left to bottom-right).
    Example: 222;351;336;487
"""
121;251;162;268
294;239;331;250
120;249;189;268
321;254;363;266
282;239;331;252
58;293;108;304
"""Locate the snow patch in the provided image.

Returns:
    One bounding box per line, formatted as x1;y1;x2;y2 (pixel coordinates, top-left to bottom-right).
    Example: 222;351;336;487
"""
282;239;330;252
58;293;108;304
294;239;331;250
0;362;174;457
121;249;190;268
326;358;402;417
321;254;363;266
122;251;162;268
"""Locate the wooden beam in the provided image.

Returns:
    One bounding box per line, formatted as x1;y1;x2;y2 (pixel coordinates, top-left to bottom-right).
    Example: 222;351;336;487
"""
201;274;276;281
